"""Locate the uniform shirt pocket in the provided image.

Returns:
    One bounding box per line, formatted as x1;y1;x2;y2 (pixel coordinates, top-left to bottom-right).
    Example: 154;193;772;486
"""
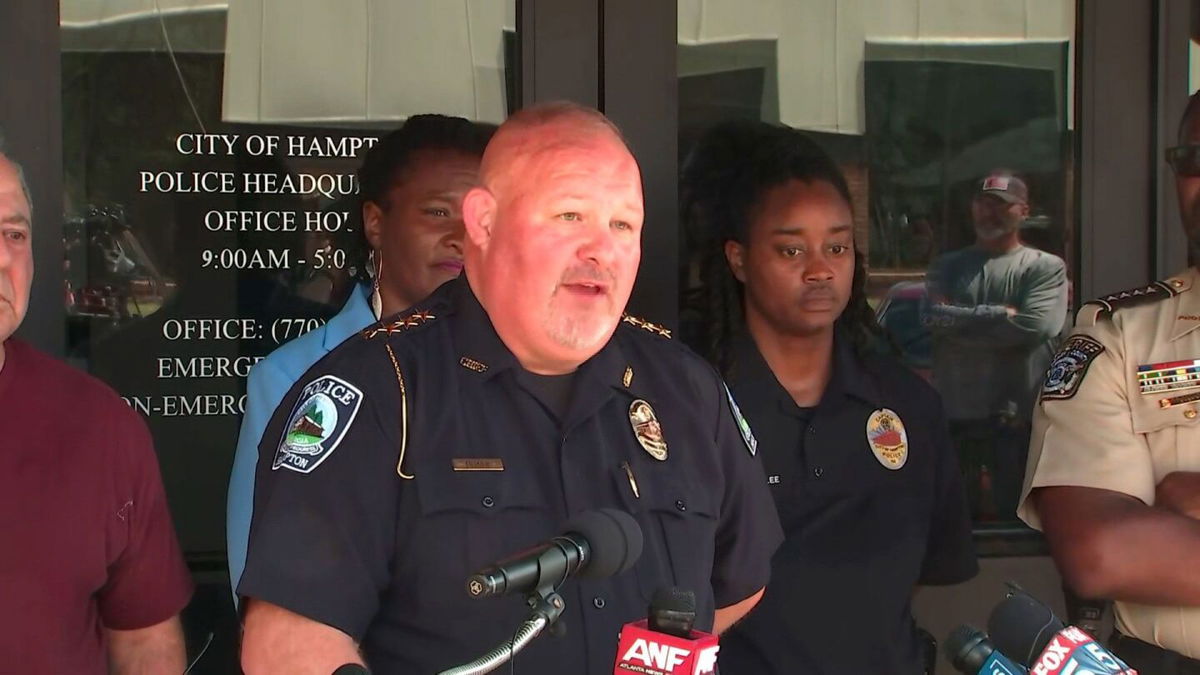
612;464;719;615
1131;396;1200;480
408;466;555;608
1131;393;1200;434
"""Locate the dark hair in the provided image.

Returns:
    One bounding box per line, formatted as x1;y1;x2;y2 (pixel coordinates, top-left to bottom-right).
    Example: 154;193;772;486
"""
347;114;496;280
358;114;496;207
680;119;884;375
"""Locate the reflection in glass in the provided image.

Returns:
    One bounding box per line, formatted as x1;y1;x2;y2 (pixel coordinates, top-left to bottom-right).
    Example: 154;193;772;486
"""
65;205;177;325
60;1;516;668
924;172;1069;522
677;0;1076;528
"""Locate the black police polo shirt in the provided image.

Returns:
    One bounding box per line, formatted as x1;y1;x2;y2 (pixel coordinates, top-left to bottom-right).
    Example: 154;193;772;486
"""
239;278;782;675
718;333;978;675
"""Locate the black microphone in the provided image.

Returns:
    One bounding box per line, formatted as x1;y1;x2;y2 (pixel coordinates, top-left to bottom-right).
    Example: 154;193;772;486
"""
467;508;643;598
614;588;719;674
987;591;1136;674
987;591;1067;666
944;625;1028;674
648;587;697;638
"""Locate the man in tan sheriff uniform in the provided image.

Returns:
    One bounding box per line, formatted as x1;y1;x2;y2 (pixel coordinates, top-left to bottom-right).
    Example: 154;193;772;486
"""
1019;93;1200;674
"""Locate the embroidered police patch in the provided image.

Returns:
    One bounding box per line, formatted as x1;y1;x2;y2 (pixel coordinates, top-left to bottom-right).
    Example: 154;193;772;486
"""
1041;336;1105;401
724;384;758;457
273;375;364;474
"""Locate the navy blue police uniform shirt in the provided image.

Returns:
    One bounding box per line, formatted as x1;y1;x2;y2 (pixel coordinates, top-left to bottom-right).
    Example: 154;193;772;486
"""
238;278;783;675
718;333;978;675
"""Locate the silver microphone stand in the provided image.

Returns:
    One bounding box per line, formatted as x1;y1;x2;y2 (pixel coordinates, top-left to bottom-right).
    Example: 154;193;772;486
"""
437;587;566;675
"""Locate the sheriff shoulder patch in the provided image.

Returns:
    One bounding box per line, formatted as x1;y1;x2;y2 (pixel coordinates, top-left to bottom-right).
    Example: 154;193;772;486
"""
1041;335;1106;401
273;375;364;474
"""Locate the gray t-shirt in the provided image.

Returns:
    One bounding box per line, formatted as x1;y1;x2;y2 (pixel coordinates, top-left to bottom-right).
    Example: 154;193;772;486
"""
925;244;1069;421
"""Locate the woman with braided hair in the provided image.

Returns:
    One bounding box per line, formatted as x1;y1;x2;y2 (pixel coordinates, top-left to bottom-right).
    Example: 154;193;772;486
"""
681;120;977;674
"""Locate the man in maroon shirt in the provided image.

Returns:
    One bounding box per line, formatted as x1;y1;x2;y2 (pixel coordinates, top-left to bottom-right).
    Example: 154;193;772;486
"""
0;146;193;672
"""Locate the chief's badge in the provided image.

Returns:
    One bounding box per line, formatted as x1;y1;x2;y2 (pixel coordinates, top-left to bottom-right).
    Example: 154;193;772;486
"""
1041;335;1105;401
629;399;668;461
724;384;758;457
273;375;364;474
866;408;908;470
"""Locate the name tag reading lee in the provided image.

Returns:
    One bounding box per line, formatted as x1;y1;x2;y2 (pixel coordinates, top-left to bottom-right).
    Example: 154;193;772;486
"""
451;458;505;472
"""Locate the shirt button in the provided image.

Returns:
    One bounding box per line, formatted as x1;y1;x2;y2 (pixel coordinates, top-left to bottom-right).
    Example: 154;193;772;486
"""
813;467;824;478
1186;409;1198;420
593;596;606;609
675;500;687;512
481;495;495;508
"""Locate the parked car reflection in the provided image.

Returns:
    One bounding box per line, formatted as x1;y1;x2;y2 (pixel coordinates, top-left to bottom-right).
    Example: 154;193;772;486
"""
875;279;932;381
64;205;176;324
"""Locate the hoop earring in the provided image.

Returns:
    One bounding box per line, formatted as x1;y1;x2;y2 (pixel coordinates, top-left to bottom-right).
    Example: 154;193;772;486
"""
370;251;383;319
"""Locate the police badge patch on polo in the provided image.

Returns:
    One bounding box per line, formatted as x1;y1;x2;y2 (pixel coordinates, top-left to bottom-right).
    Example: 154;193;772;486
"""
1042;335;1105;401
274;375;364;474
866;408;908;470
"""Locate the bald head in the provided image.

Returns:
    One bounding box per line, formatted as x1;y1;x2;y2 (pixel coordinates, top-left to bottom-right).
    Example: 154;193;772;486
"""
480;102;631;196
460;101;644;374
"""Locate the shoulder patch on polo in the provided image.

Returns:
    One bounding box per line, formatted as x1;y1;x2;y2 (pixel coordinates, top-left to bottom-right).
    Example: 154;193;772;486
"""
724;384;757;457
273;375;364;474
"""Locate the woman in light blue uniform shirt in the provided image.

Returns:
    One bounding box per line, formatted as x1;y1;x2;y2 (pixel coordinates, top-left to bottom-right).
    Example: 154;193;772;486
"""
227;116;495;602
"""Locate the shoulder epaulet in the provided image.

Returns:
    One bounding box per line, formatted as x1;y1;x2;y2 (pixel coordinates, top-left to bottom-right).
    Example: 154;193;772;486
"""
362;310;438;339
1085;279;1182;315
360;309;432;481
621;314;672;338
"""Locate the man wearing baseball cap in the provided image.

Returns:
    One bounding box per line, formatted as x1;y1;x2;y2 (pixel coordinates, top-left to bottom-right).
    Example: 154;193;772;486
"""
924;169;1069;521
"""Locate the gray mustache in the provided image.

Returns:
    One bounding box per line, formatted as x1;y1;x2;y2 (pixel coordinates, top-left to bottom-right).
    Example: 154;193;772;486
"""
560;266;615;287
